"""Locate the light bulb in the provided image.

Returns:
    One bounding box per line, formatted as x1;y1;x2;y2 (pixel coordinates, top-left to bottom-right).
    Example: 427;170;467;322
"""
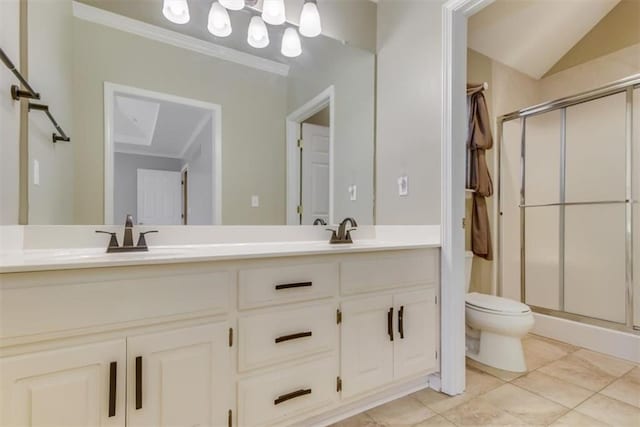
219;0;245;11
247;16;270;48
262;0;286;26
162;0;190;24
299;0;321;38
208;1;232;37
281;27;302;58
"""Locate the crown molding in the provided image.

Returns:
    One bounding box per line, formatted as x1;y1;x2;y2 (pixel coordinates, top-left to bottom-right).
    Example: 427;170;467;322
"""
72;1;290;77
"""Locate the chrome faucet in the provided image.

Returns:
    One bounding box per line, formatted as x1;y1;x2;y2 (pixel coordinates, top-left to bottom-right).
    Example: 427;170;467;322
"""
96;214;158;253
327;217;358;244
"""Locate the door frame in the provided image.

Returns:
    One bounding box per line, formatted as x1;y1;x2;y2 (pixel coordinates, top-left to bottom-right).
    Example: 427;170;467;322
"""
440;0;495;395
285;86;335;225
104;82;222;225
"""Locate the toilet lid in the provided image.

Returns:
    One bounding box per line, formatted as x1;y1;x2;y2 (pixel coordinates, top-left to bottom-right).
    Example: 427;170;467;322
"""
466;292;531;314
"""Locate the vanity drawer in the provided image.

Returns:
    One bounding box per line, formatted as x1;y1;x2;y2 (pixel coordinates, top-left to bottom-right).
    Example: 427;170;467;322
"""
238;303;337;372
238;262;338;309
0;266;231;343
238;355;338;427
341;249;439;295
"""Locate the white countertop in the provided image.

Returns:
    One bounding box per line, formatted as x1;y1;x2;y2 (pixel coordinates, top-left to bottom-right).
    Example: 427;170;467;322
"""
0;226;441;273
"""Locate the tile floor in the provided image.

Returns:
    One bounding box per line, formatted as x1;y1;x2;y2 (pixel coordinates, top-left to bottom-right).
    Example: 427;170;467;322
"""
332;334;640;427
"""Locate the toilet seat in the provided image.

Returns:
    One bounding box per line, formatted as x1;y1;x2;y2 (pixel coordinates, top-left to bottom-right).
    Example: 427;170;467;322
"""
466;292;531;315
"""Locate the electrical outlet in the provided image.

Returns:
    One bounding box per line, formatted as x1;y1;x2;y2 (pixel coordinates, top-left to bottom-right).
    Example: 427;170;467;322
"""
398;176;408;196
33;159;40;186
251;195;260;207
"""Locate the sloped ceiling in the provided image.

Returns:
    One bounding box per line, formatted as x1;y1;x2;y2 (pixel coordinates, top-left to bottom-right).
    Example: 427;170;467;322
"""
468;0;620;80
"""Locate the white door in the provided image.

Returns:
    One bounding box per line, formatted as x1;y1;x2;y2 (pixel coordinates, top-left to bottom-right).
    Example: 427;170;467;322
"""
0;340;126;427
393;288;438;379
301;123;330;225
137;169;182;225
340;295;394;398
127;323;232;427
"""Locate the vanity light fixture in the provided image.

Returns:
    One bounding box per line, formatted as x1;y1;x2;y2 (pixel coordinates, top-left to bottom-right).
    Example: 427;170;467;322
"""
299;0;321;38
219;0;245;11
162;0;190;24
162;0;322;55
281;27;302;58
208;1;232;37
262;0;287;25
247;16;270;48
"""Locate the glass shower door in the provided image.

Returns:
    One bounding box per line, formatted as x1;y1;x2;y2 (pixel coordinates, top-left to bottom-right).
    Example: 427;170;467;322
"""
564;93;627;323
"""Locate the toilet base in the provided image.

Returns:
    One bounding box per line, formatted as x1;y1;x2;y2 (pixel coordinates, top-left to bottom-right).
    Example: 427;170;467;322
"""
466;330;527;372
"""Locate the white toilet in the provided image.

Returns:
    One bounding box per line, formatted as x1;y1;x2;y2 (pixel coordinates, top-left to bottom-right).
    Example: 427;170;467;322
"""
465;251;534;372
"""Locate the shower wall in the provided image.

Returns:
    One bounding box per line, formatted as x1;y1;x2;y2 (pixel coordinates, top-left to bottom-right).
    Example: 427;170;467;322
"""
467;44;640;320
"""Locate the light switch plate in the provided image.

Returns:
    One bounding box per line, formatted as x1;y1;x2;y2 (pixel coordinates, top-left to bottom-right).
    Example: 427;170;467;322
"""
33;159;40;186
348;185;357;201
251;195;260;207
398;176;408;196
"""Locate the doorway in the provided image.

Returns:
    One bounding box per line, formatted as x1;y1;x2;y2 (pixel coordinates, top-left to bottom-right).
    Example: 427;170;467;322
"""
286;86;335;225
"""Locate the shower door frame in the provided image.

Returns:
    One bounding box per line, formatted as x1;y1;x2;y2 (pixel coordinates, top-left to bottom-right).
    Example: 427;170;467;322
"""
496;74;640;333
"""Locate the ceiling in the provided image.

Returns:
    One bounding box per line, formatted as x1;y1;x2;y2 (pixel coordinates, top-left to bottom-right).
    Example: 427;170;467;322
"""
114;92;213;159
468;0;620;79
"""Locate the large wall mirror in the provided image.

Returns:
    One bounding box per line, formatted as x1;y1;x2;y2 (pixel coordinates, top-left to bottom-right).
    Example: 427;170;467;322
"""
23;0;375;225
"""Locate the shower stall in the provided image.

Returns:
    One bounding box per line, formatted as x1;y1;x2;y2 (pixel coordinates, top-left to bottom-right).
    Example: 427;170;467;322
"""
497;74;639;333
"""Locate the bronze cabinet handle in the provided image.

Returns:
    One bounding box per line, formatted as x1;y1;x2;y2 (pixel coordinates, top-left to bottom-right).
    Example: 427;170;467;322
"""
275;281;312;290
398;306;405;339
274;388;312;405
387;307;394;342
135;356;142;410
108;362;117;417
275;331;312;344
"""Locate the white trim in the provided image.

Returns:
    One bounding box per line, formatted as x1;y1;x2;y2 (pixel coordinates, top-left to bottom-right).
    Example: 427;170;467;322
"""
72;1;289;77
112;147;184;160
532;313;640;363
441;0;495;396
104;82;222;225
285;86;335;225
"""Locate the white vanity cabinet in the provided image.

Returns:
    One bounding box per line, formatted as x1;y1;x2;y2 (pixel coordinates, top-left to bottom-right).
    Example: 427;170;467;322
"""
0;340;127;427
0;247;440;426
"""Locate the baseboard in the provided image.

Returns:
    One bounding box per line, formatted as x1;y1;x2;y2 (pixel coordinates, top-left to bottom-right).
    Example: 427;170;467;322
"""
532;313;640;363
299;374;437;427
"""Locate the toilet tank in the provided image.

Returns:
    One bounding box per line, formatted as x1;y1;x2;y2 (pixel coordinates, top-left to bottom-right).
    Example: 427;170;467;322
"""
465;251;474;292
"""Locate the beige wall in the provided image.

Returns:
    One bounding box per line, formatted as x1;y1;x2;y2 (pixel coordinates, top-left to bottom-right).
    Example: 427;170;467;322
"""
27;0;75;224
0;0;21;224
72;18;288;225
545;0;640;77
376;0;444;225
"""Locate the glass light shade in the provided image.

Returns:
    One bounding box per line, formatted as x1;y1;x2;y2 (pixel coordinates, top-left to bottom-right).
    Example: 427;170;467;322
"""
208;2;232;37
162;0;190;24
299;1;321;38
281;27;302;58
247;16;270;48
262;0;286;25
219;0;245;11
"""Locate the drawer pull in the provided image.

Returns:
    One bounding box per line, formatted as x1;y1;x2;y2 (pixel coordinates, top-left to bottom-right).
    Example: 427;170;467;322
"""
108;361;117;417
398;305;405;339
135;356;142;410
275;281;312;290
275;331;312;344
387;307;394;342
274;388;312;405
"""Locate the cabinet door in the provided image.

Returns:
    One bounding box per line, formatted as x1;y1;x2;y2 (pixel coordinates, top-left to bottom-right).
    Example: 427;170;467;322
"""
127;322;231;427
0;340;126;427
393;288;438;379
340;295;394;398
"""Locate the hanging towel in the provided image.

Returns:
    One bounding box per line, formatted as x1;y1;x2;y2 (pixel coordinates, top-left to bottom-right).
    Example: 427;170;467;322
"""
467;83;493;261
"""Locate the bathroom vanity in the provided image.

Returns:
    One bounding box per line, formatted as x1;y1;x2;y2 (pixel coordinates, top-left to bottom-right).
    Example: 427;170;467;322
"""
0;230;441;426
